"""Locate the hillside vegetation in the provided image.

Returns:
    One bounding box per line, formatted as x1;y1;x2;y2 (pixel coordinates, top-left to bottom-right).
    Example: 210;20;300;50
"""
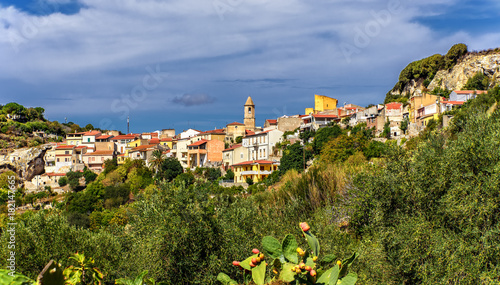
1;87;500;284
0;102;97;149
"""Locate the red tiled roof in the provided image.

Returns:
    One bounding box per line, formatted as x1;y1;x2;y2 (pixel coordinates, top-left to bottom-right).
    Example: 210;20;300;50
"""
188;139;208;147
227;122;245;126
46;173;66;177
56;145;75;149
83;130;101;136
453;90;488;94
223;144;242;152
111;135;139;140
345;107;357;110
245;130;272;137
385;102;403;110
83;150;114;156
130;145;156;152
75;145;90;149
266;119;277;125
232;160;277;166
442;101;464;105
96;135;113;140
160;138;173;142
245;130;255;136
149;138;161;144
312;114;338;119
199;129;226;135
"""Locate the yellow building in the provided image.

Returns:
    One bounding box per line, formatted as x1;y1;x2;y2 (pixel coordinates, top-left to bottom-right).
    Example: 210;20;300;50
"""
305;94;338;115
160;138;173;149
233;160;279;183
410;93;444;124
127;139;149;149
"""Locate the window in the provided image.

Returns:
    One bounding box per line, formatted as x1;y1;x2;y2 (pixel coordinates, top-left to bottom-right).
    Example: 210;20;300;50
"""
87;138;90;142
248;107;251;114
65;151;69;155
240;153;243;159
57;158;60;162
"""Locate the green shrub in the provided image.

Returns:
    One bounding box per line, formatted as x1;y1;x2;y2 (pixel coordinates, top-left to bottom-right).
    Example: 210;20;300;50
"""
58;177;68;187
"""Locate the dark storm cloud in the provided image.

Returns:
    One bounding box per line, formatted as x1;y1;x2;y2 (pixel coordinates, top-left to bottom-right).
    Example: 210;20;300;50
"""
172;93;216;107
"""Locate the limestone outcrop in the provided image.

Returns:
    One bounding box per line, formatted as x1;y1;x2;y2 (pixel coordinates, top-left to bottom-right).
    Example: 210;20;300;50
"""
0;144;51;182
428;53;500;91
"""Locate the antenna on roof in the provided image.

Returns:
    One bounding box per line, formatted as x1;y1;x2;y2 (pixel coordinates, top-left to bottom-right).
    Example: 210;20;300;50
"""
127;116;130;134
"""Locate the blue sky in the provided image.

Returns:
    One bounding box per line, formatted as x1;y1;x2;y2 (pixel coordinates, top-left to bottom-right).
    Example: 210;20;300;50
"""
0;0;499;133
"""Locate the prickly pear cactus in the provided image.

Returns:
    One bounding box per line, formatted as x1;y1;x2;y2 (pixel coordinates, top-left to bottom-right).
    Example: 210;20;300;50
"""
0;269;34;285
37;260;65;285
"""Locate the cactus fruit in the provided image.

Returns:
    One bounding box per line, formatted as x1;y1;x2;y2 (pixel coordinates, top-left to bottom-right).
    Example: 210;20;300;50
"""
232;261;240;266
312;256;318;262
299;222;311;232
252;248;260;254
310;270;317;277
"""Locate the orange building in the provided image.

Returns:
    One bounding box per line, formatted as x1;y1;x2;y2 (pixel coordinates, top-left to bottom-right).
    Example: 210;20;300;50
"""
187;139;225;168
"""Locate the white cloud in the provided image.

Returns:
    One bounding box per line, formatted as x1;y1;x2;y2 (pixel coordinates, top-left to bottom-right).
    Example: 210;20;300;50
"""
0;0;498;128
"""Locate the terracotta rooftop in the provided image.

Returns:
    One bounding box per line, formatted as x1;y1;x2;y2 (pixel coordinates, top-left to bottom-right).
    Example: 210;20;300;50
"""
266;119;277;125
83;150;114;156
245;130;272;137
245;130;255;136
56;145;75;149
96;135;113;140
453;90;488;94
46;173;66;177
188;139;208;147
130;145;156;152
223;144;242;152
227;122;245;126
232;160;277;166
149;138;161;144
385;102;403;110
83;130;101;136
111;135;139;140
442;101;465;105
199;129;226;135
312;114;338;119
160;138;173;142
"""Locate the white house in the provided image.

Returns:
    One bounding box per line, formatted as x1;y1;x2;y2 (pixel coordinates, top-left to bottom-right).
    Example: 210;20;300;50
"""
242;129;284;161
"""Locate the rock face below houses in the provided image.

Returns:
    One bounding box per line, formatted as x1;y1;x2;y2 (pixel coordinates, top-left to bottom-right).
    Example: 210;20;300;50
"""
0;144;51;182
428;53;500;91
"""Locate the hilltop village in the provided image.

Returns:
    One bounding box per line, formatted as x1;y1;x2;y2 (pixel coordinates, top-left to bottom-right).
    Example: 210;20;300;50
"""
2;90;483;193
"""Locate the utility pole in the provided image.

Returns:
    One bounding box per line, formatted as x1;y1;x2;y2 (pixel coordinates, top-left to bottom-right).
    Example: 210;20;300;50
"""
127;116;130;134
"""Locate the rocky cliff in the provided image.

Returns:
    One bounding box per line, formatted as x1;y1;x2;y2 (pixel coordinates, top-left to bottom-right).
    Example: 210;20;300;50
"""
0;144;51;182
387;46;500;100
427;52;500;91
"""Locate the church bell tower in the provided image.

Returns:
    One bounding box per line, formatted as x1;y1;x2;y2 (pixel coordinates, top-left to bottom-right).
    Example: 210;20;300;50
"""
244;96;255;131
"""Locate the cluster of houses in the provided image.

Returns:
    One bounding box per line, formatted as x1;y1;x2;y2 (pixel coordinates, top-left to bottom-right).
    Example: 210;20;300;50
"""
21;90;483;190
